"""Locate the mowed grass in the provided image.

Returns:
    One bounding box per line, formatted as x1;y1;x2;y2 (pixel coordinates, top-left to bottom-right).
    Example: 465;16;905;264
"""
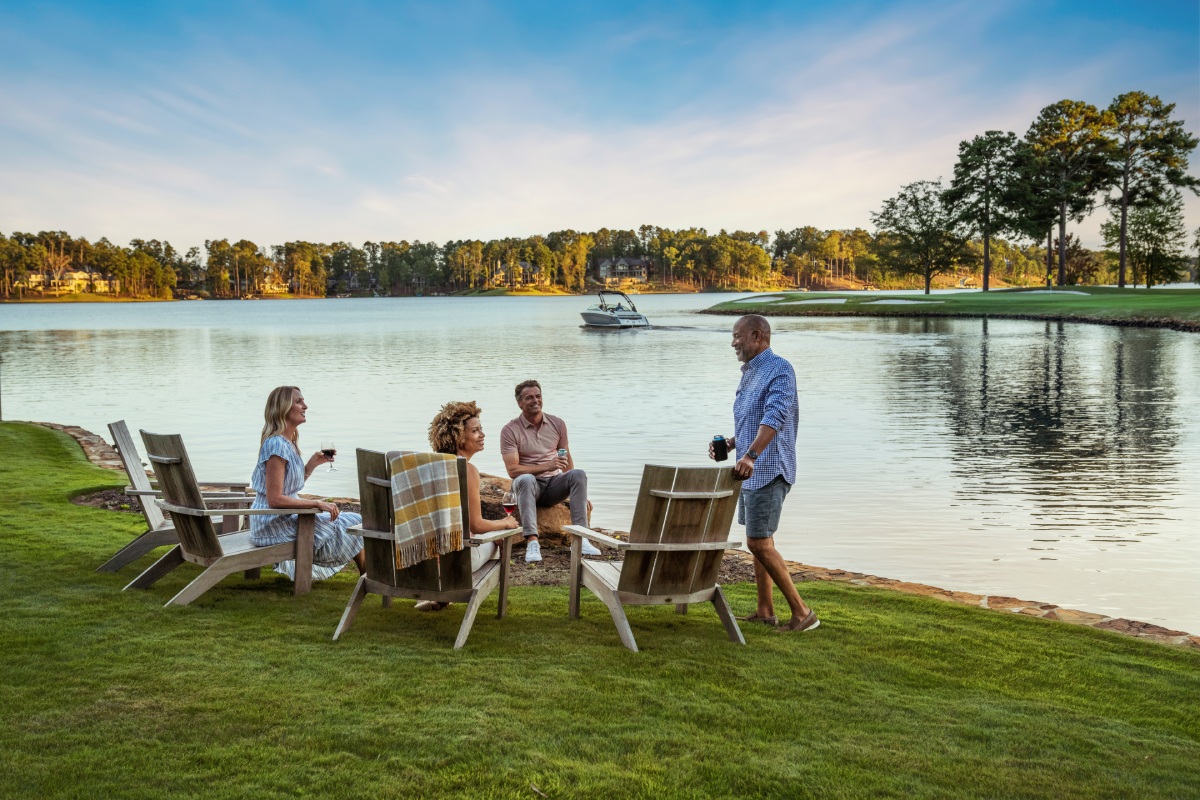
709;286;1200;329
2;422;1198;799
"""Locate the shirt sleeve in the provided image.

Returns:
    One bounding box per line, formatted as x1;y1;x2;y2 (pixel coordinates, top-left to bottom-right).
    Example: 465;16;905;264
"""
759;366;797;432
555;417;569;450
499;422;518;455
258;435;294;465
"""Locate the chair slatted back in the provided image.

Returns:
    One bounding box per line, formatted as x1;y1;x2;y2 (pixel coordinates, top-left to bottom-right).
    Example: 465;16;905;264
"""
617;465;739;597
139;431;223;560
355;449;474;591
108;420;167;530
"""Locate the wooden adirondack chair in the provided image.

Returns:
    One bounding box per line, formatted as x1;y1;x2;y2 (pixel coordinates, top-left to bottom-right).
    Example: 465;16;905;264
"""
97;420;252;573
565;464;744;652
333;449;514;649
127;430;320;606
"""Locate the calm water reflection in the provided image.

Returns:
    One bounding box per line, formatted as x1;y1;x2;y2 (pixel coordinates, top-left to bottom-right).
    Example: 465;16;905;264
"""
2;296;1197;632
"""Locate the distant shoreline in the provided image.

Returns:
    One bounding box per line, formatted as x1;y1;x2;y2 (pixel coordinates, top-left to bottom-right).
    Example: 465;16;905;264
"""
704;287;1200;334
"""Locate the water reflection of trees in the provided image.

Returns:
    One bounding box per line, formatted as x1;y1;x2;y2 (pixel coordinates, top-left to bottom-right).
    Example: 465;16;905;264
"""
885;318;1181;531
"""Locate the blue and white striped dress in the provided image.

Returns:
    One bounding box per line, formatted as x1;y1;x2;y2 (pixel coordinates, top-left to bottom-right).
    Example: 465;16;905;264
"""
250;435;363;580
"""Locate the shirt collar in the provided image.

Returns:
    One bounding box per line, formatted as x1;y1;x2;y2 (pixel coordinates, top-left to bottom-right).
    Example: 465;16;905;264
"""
741;347;774;374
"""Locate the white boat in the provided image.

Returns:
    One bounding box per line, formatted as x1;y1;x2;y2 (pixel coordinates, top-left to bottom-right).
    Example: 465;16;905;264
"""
580;290;650;328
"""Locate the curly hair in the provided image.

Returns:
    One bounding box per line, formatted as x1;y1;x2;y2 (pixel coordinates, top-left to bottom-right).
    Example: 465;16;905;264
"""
428;400;482;454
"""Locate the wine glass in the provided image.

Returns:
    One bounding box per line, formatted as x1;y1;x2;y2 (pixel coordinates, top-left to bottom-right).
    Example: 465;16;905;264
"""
501;491;516;517
320;440;337;472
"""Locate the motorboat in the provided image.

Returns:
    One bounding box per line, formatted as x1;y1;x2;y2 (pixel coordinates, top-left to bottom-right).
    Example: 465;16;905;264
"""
580;290;650;328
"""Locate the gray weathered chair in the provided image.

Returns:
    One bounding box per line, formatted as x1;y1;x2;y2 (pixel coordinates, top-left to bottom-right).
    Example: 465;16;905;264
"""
126;430;320;606
97;420;252;573
565;464;744;652
333;449;513;648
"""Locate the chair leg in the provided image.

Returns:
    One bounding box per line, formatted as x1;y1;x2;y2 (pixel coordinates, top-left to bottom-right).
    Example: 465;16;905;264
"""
381;596;393;608
166;564;237;606
97;528;178;573
333;575;370;641
675;603;688;615
293;515;314;596
124;545;184;590
568;537;583;619
453;587;489;650
712;585;746;645
243;568;262;581
607;600;638;653
497;536;513;619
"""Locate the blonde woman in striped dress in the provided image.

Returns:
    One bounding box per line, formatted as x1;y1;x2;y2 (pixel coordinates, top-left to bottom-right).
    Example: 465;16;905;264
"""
249;386;365;580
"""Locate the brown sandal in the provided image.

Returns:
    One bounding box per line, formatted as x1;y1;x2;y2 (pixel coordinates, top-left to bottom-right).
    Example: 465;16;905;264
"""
776;610;820;632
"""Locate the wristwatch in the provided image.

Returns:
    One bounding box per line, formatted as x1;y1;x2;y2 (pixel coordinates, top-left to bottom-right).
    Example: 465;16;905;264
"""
746;449;760;460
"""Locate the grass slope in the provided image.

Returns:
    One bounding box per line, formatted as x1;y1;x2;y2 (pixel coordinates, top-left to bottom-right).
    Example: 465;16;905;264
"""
1;421;1198;799
707;287;1200;331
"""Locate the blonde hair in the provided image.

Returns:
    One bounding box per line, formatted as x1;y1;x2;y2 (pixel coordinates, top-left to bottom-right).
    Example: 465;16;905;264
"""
261;385;302;452
428;401;481;454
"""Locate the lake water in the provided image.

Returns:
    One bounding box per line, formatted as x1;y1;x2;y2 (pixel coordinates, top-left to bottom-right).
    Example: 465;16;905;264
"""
2;294;1198;633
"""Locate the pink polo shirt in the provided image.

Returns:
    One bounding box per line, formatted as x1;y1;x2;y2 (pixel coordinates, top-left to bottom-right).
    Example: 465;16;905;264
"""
500;412;569;477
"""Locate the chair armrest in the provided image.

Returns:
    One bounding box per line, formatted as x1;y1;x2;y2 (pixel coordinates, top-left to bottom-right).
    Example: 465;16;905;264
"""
347;524;393;541
469;529;519;545
564;525;627;550
623;540;742;552
155;500;317;517
127;486;253;500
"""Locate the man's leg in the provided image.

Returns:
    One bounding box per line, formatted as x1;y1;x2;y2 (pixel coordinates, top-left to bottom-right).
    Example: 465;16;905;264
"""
539;470;599;554
742;478;814;627
512;473;542;540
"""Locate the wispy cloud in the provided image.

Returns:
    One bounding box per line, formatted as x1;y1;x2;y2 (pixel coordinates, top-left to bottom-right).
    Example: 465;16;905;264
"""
0;1;1195;249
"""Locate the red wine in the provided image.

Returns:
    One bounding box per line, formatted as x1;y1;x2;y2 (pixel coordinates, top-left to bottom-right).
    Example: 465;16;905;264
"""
321;449;336;458
502;503;517;515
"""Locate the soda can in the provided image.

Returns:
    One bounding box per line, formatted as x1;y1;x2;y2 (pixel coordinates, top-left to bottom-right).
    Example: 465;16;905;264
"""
557;448;568;459
712;436;728;461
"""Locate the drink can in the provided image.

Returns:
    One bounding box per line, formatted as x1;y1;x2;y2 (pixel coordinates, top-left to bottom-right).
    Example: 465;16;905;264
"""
557;448;568;459
712;435;728;461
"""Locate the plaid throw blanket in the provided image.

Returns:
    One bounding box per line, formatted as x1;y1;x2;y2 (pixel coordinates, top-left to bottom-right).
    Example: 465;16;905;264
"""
386;451;464;569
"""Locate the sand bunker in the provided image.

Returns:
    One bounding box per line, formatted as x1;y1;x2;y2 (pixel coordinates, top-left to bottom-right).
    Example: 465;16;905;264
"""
731;294;785;303
780;297;848;304
1021;290;1091;296
866;299;945;305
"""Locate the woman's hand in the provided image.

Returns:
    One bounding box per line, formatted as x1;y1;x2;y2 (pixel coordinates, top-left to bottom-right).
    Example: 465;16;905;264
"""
306;451;334;474
315;500;340;521
502;515;520;530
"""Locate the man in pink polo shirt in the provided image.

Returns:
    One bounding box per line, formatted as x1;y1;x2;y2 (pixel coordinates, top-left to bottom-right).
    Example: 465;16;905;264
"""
500;379;600;563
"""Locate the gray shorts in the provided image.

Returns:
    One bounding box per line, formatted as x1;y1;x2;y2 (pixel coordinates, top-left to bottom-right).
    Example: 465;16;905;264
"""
738;475;791;539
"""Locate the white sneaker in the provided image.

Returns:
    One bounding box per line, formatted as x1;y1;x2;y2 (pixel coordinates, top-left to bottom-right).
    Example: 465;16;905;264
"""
524;539;542;563
579;538;602;556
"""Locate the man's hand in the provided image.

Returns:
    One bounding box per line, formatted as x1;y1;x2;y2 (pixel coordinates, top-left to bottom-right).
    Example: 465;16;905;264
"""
733;455;755;479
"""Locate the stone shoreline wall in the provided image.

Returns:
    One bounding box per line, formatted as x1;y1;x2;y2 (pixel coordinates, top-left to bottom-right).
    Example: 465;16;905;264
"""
38;420;1199;650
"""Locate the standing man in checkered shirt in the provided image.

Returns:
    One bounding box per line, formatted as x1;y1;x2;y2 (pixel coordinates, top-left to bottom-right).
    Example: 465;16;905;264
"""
710;314;818;632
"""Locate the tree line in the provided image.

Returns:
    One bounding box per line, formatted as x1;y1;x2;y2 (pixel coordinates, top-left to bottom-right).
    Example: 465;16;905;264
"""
2;91;1196;300
874;91;1199;292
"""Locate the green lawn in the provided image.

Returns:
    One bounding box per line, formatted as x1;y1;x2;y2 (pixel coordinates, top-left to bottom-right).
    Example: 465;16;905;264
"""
2;421;1198;799
707;286;1200;331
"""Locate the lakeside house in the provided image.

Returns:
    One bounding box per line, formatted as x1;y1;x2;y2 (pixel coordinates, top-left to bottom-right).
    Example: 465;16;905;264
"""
597;257;650;284
17;270;119;294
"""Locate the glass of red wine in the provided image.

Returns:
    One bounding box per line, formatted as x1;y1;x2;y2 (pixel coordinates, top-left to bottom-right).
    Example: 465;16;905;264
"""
320;440;337;472
501;491;516;517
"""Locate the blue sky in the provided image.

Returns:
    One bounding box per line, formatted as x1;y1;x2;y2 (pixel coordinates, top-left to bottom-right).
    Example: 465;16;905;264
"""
1;0;1197;250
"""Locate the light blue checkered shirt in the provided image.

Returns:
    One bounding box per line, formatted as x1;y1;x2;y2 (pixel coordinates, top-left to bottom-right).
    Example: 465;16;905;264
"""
733;347;798;491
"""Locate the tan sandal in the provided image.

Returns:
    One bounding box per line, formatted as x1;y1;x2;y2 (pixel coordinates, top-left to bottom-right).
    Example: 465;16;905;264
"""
414;601;449;612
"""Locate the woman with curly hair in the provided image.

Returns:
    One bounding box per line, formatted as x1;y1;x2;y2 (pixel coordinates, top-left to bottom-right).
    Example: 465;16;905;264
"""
249;385;365;581
419;401;520;610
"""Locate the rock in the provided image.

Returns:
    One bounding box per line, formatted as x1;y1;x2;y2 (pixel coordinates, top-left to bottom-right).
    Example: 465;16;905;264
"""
1043;608;1108;625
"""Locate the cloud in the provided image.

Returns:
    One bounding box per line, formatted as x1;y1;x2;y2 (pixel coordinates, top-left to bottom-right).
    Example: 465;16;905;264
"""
0;1;1196;251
